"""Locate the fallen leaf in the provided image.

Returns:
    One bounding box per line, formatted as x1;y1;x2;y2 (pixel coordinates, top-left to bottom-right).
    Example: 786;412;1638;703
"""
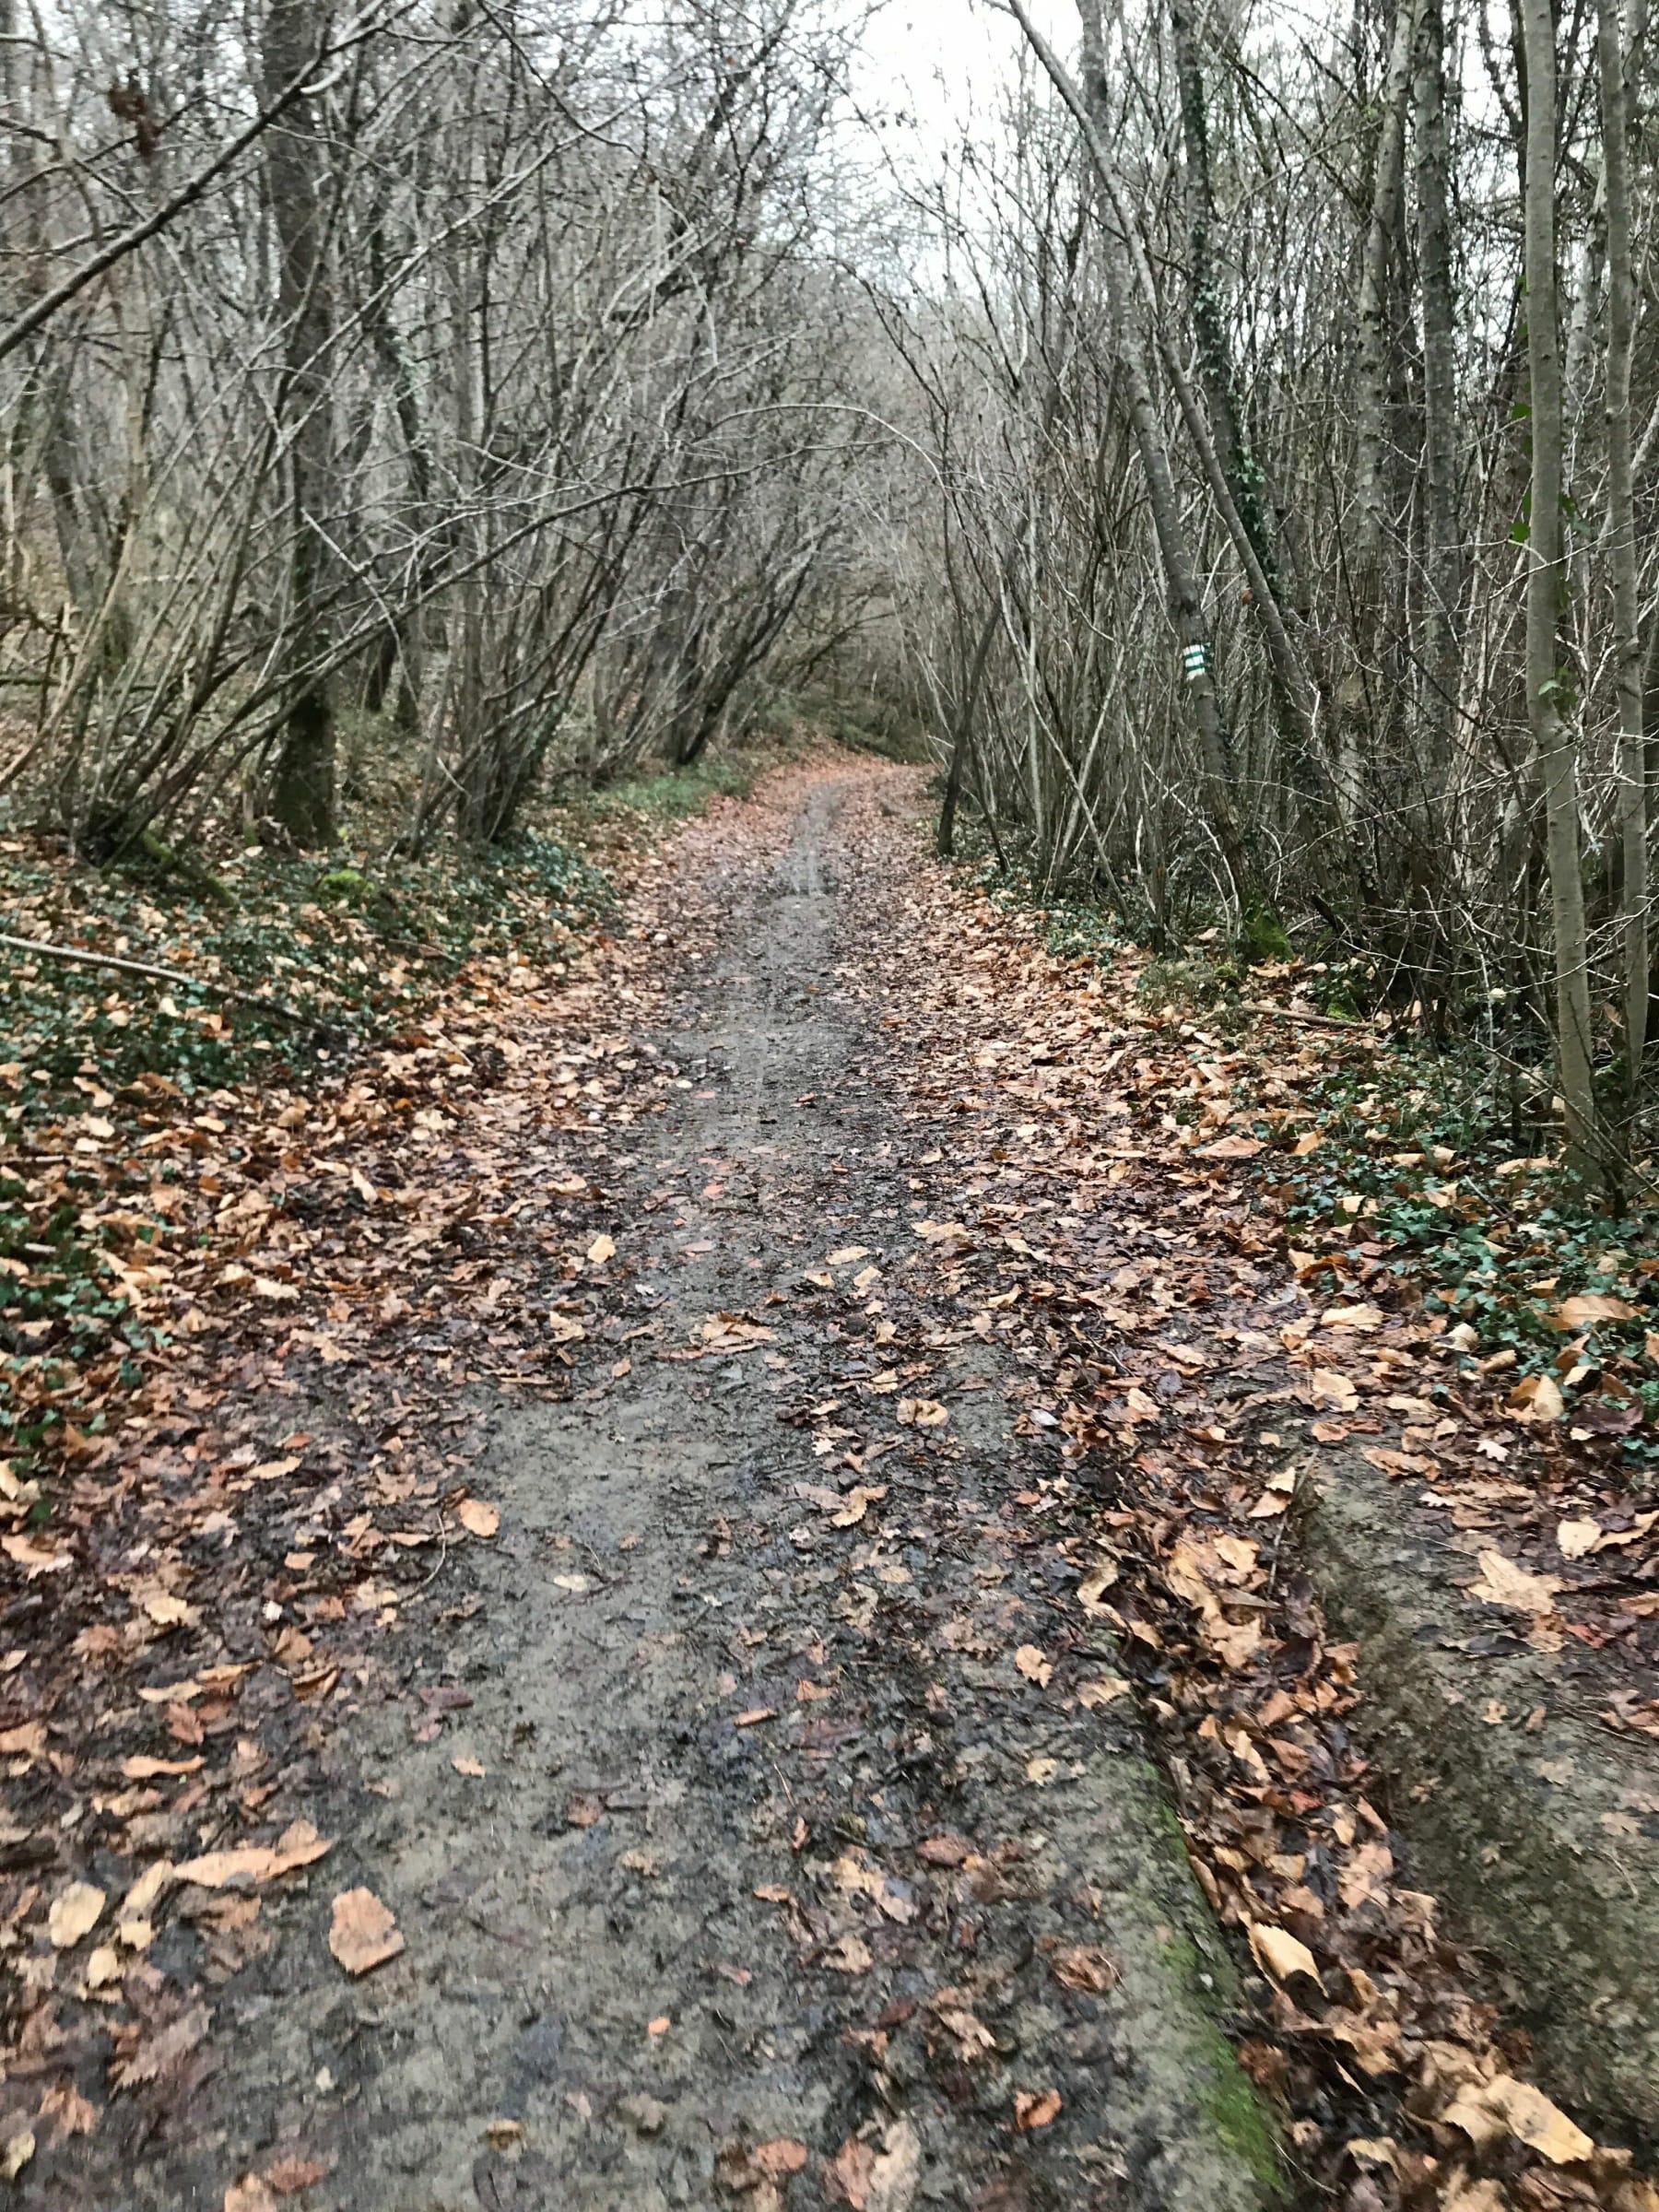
1249;1922;1323;1988
1077;1559;1118;1613
121;1754;203;1780
1556;1518;1601;1559
752;2140;808;2176
85;1943;122;1989
586;1232;616;1265
831;1485;887;1527
1310;1368;1359;1410
1466;1548;1562;1615
328;1887;405;1975
1012;2088;1062;2130
47;1882;105;1948
896;1398;947;1427
2;1535;69;1575
1052;1944;1119;1993
1324;1302;1383;1331
124;1860;176;1916
175;1821;330;1889
455;1498;500;1539
1077;1675;1131;1708
1441;2072;1594;2164
916;1832;971;1865
1554;1293;1637;1328
1509;1371;1565;1422
452;1756;486;1779
820;1932;872;1972
1014;1643;1053;1687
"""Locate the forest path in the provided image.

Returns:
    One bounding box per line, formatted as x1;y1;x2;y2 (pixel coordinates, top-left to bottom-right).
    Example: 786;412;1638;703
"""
119;765;1268;2211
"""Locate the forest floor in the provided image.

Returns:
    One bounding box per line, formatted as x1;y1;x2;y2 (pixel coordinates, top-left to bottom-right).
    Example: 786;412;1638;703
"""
5;758;1659;2212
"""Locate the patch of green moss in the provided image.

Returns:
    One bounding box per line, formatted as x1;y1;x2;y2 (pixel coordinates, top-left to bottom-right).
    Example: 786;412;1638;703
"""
1200;2040;1282;2194
1154;1924;1282;2195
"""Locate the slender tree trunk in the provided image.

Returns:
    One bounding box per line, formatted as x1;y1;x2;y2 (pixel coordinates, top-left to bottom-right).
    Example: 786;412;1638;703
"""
1598;0;1647;1107
262;0;336;845
1168;0;1276;595
1519;0;1601;1181
1414;0;1462;785
1346;0;1417;823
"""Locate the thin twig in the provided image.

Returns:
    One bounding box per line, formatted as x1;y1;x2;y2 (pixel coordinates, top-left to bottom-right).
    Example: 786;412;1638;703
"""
1;931;314;1027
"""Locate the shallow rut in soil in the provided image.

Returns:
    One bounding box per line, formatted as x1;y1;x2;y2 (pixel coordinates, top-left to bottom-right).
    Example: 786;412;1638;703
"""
75;775;1273;2211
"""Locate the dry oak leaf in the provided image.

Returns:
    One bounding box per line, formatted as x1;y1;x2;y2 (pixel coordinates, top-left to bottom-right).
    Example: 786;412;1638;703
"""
1441;2072;1594;2164
1466;1548;1562;1616
1;1534;69;1575
1509;1371;1565;1422
1052;1944;1119;1994
1077;1676;1131;1709
819;1932;872;1973
175;1820;331;1889
1249;1922;1323;1989
47;1882;105;1948
585;1232;616;1265
1310;1368;1359;1410
1012;2088;1062;2131
452;1755;486;1779
455;1498;500;1539
263;2158;329;2194
1014;1644;1053;1688
832;1485;887;1527
1324;1303;1384;1331
328;1887;404;1975
1558;1518;1602;1559
1554;1293;1637;1328
896;1398;947;1427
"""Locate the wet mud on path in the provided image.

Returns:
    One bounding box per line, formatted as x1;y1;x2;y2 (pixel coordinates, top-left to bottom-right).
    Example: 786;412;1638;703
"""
77;774;1273;2210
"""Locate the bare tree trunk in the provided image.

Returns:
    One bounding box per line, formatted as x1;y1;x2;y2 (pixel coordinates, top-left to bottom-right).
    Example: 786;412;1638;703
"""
1519;0;1601;1181
1414;0;1462;784
1598;0;1648;1108
262;0;336;846
1346;0;1417;822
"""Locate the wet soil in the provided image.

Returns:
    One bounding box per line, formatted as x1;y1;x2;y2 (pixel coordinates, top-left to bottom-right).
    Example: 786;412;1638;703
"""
63;776;1274;2210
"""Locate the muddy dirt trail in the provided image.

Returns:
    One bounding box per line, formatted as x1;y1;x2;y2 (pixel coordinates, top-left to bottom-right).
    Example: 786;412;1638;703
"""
77;772;1272;2211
